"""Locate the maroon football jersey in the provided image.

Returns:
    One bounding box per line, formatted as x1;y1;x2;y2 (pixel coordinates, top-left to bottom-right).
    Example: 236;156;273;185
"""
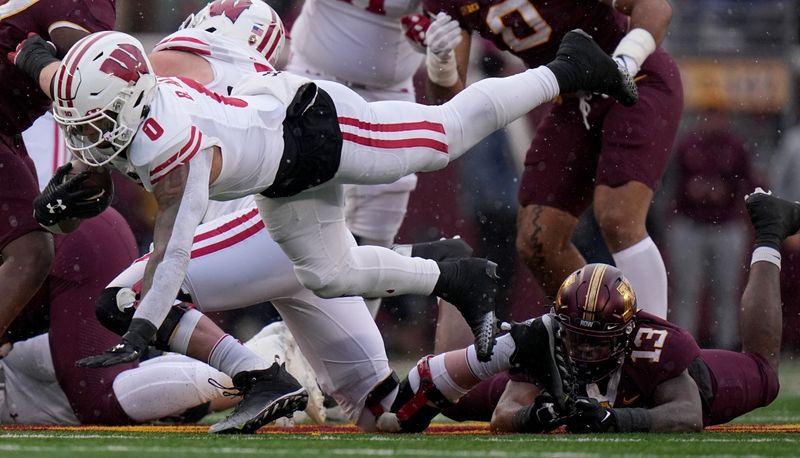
0;0;116;135
611;312;701;408
422;0;628;67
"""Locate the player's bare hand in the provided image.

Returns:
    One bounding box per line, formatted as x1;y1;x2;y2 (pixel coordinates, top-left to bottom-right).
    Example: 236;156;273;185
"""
0;341;12;359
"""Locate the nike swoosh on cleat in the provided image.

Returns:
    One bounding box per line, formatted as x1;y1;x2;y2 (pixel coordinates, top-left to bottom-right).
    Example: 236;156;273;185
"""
622;394;640;405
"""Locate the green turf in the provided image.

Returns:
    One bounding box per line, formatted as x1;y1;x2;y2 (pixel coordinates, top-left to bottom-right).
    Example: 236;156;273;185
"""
1;360;798;458
1;431;799;458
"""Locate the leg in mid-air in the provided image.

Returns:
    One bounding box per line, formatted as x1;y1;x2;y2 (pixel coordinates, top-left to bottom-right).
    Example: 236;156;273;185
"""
740;189;800;371
259;30;639;361
695;189;798;426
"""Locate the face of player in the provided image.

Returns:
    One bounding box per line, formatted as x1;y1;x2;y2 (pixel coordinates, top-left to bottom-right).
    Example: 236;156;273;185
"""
66;115;115;150
563;330;616;363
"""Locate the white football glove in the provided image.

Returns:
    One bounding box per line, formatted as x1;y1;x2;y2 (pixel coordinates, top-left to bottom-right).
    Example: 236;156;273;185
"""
425;12;463;63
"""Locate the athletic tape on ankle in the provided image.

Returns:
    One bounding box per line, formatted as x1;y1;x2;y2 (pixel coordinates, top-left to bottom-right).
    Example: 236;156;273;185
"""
426;51;459;87
751;246;781;269
612;28;656;71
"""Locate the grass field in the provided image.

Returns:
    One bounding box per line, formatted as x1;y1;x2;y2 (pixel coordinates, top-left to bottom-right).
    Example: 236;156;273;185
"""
2;361;799;458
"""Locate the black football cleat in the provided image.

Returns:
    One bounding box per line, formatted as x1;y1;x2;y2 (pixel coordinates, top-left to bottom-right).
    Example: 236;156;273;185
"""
506;314;577;414
209;362;308;434
546;29;638;107
434;258;498;362
394;236;474;262
745;187;800;249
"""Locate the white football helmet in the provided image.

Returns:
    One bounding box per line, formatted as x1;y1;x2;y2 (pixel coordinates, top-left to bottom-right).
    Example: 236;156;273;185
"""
52;31;156;167
185;0;286;66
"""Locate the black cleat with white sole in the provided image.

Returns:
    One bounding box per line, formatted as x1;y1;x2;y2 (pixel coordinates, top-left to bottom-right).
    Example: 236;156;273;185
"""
506;314;577;414
433;258;499;362
546;29;639;107
209;362;308;434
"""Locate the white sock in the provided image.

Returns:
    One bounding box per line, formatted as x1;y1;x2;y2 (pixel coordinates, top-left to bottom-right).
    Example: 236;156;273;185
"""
751;246;781;269
168;309;204;354
464;333;515;380
407;355;468;403
208;334;269;377
612;236;668;319
114;355;230;422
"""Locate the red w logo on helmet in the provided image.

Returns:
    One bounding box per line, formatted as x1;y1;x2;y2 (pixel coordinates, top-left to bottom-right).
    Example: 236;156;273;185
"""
99;44;149;83
209;0;252;22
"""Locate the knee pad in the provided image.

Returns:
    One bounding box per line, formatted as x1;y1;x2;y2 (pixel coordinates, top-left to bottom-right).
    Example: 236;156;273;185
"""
95;287;135;336
94;287;191;350
153;303;193;351
298;268;352;299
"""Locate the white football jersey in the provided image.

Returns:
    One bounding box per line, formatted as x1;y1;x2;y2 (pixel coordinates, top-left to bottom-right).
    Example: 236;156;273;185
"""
290;0;424;89
127;76;286;201
152;30;278;220
154;28;275;96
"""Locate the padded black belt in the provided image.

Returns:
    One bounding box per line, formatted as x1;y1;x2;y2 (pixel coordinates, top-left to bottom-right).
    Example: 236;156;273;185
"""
261;83;343;198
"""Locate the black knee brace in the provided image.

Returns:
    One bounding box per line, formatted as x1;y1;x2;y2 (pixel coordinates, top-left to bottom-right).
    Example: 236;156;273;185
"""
95;287;192;351
95;287;135;336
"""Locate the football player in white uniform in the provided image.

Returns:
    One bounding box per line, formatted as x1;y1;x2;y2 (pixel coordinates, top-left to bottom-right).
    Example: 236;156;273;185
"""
19;23;636;431
288;0;423;267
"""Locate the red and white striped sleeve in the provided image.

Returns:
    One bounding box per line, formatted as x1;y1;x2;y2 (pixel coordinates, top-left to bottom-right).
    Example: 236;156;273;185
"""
153;30;211;56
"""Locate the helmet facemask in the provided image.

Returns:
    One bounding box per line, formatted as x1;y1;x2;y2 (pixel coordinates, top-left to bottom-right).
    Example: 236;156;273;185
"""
52;32;156;167
552;263;638;384
561;320;635;383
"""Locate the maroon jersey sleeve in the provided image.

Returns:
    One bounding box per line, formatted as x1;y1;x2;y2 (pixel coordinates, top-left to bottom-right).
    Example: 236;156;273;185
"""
0;144;42;251
0;0;115;134
616;312;701;407
38;0;116;42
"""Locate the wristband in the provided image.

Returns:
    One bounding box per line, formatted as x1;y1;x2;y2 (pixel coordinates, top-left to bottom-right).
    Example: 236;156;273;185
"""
612;28;656;75
613;407;652;432
426;51;459;87
751;246;781;269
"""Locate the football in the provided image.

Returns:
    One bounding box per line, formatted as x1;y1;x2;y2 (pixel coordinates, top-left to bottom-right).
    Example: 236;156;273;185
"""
63;160;114;201
46;160;114;234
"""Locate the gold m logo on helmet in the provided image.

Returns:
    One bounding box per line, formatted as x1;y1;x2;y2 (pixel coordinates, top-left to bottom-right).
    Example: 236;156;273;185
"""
555;271;577;310
617;279;636;320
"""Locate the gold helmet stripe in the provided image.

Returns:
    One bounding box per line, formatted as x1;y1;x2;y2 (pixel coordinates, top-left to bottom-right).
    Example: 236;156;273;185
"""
583;265;607;320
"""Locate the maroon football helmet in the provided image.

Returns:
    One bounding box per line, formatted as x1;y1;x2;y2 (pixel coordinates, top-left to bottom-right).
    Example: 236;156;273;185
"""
552;263;638;382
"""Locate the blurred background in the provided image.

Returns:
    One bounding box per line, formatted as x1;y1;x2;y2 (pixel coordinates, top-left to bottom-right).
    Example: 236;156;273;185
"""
108;0;800;359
